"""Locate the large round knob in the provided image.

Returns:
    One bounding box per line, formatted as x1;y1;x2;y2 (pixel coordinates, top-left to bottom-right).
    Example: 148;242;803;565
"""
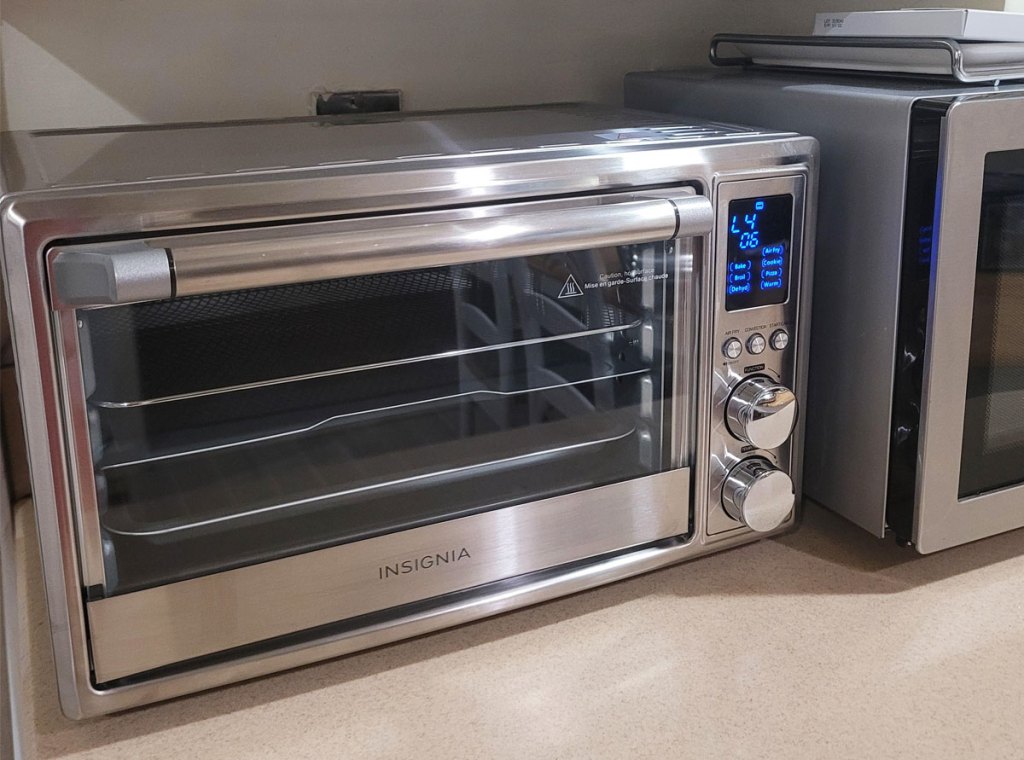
725;376;798;450
722;458;795;532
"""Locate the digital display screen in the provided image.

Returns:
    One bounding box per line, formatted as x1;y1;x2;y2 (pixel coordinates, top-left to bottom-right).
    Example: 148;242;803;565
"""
725;194;794;311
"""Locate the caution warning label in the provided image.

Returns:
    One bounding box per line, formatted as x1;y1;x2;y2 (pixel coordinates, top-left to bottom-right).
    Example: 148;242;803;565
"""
558;274;583;299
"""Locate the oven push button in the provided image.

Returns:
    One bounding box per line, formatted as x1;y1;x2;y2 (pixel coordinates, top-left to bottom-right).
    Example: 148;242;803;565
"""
770;329;789;351
747;333;766;355
722;338;743;361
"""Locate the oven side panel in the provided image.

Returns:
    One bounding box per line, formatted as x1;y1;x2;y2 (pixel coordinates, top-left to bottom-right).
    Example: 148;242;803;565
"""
627;70;914;537
0;207;97;718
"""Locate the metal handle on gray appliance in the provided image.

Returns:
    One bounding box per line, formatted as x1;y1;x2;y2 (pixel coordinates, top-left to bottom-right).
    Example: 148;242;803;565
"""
48;191;713;308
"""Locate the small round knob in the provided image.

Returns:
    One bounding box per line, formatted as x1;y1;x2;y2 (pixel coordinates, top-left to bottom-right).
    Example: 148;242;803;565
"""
770;329;790;351
722;337;743;361
746;333;766;355
725;376;798;450
722;458;795;532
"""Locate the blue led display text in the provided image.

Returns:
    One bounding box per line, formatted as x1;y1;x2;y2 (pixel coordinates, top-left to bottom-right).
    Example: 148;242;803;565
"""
725;194;793;311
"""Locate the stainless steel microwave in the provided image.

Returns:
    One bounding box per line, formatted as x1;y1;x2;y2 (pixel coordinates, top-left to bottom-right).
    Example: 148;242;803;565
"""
0;105;815;717
628;69;1024;553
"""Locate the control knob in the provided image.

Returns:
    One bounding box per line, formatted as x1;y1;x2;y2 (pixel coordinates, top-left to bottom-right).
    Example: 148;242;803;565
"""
722;458;795;532
725;376;798;450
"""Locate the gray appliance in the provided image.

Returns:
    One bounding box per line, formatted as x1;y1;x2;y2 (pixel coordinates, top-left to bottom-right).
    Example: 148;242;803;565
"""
1;105;815;716
627;68;1024;553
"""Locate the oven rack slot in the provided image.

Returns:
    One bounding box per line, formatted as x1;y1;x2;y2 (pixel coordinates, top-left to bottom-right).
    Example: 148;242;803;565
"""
77;252;644;409
98;409;639;540
97;367;650;472
89;317;650;471
85;318;643;410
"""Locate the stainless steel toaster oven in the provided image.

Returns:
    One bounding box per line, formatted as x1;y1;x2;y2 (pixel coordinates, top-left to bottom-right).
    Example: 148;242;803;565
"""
0;105;815;716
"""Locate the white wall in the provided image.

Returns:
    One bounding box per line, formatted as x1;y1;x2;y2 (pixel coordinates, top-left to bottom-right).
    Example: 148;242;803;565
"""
0;0;1006;131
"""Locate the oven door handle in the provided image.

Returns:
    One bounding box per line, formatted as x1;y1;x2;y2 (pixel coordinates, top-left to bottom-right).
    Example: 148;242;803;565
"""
48;190;712;308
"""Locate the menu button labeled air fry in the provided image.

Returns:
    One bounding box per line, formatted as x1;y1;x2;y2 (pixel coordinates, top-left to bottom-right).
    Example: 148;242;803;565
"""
723;338;743;361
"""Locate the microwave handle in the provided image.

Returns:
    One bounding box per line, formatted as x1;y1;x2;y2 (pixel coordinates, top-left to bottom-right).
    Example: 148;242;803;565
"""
49;191;712;308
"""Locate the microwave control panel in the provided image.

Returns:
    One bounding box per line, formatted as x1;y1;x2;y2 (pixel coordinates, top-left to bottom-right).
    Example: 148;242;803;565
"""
707;174;806;537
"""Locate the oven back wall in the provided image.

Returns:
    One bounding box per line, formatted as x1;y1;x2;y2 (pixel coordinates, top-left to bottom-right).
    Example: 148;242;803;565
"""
0;0;1002;131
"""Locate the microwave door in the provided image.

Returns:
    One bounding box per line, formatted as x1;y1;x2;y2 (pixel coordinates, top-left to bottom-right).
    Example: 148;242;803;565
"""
915;95;1024;553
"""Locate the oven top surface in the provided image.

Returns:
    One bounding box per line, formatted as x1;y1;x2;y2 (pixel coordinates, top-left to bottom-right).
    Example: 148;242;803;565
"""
0;104;790;195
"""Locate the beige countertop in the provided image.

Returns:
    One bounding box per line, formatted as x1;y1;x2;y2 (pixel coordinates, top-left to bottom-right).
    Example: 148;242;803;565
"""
9;497;1024;760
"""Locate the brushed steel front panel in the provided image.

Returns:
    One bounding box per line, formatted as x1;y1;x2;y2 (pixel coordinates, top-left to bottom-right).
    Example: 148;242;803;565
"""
706;175;808;537
87;468;689;683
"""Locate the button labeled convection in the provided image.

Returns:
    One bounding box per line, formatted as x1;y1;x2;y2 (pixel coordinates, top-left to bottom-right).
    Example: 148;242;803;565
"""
746;333;766;355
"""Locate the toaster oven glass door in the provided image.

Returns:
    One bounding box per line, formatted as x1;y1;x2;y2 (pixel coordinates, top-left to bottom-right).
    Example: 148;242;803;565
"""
52;192;700;603
915;96;1024;552
72;247;680;596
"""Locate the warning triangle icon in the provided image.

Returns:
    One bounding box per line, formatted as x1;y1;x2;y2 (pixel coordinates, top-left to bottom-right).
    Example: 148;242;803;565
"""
558;274;583;299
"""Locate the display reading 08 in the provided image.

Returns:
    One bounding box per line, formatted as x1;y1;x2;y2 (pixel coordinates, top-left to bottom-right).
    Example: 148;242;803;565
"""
725;194;794;311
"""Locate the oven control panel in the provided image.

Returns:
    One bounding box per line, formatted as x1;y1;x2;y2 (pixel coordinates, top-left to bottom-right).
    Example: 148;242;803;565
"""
707;175;806;536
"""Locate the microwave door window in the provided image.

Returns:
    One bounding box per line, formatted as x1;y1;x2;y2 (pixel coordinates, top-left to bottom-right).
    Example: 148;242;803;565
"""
74;244;679;595
960;150;1024;498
